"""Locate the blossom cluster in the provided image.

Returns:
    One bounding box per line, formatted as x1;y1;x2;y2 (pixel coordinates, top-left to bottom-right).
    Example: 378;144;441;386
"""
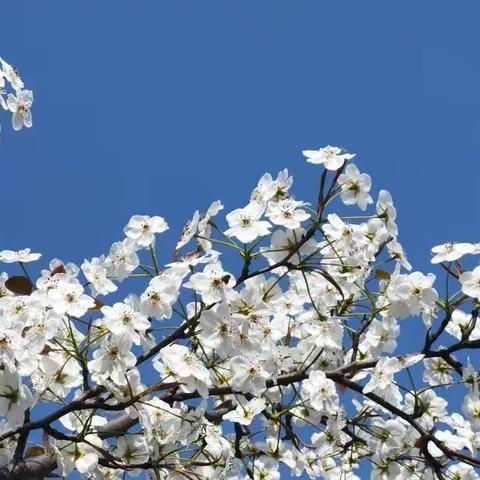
0;56;33;137
0;145;479;480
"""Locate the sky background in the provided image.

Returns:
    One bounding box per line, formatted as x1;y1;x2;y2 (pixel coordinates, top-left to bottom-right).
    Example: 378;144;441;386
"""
1;1;480;478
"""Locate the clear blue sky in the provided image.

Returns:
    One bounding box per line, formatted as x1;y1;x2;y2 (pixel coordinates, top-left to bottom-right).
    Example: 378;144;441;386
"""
2;2;480;478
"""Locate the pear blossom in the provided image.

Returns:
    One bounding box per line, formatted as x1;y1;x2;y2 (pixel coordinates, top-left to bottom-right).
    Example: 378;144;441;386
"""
176;210;200;250
301;370;339;413
224;202;271;243
386;271;438;318
250;169;292;205
431;242;475;264
107;238;140;280
376;189;398;237
459;266;480;300
184;261;235;304
124;214;169;247
0;369;32;427
337;163;373;210
303;145;355;170
265;198;310;229
446;309;480;341
48;281;95;317
101;294;150;344
59;435;104;475
88;335;136;383
423;357;454;386
154;344;212;397
0;58;24;91
261;227;318;268
115;435;149;474
7;89;33;130
363;357;401;394
140;274;181;320
229;355;270;394
0;248;41;263
252;456;280;480
81;256;117;296
223;397;266;425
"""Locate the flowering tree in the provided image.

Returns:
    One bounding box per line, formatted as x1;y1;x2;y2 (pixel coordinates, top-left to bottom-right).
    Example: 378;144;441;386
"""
0;61;480;480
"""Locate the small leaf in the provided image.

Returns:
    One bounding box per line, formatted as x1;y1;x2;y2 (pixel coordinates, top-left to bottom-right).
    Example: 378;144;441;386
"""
5;276;33;295
24;446;45;458
375;269;391;281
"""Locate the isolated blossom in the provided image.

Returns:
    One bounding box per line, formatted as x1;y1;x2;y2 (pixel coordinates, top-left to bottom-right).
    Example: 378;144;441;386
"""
337;163;373;211
303;145;355;170
224;202;271;243
0;248;41;263
124;214;169;247
7;89;33;130
431;242;474;264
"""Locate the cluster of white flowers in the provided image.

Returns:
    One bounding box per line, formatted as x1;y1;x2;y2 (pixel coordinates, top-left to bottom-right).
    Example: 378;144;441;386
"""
0;56;33;137
0;144;480;480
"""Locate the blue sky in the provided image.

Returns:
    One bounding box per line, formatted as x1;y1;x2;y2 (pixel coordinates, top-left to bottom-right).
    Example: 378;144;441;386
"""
2;1;480;478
